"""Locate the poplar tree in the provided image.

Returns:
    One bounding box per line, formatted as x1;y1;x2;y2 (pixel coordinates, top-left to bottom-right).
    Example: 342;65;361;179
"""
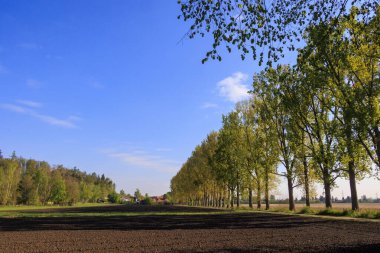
178;0;377;65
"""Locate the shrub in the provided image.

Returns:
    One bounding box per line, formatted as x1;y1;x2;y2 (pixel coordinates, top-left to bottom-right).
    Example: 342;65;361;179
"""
350;209;380;219
317;209;349;216
107;192;120;203
140;197;152;205
298;207;316;214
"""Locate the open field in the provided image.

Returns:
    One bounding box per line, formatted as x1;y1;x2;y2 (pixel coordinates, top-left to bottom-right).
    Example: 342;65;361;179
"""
0;205;380;252
0;203;108;212
0;204;227;218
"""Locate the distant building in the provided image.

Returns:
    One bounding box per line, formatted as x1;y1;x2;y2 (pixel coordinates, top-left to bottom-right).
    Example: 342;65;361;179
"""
120;196;132;203
150;195;168;204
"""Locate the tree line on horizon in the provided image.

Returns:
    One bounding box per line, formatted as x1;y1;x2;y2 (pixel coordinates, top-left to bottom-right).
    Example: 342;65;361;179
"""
0;150;115;205
171;6;379;211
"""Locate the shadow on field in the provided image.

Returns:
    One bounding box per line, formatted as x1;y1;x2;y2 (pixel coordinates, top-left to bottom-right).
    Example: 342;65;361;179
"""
0;205;331;231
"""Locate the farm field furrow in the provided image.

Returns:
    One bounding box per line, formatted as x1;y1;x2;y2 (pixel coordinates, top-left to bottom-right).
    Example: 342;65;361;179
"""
0;205;379;252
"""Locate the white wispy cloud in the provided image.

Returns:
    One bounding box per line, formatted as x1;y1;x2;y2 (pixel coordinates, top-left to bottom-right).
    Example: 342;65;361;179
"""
16;100;42;108
32;113;79;128
201;102;218;109
108;150;180;173
1;101;80;128
1;104;27;113
217;72;251;103
26;78;42;88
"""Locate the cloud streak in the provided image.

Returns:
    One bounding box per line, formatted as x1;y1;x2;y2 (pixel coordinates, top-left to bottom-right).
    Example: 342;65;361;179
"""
217;72;250;103
16;100;42;108
1;100;80;128
108;150;180;174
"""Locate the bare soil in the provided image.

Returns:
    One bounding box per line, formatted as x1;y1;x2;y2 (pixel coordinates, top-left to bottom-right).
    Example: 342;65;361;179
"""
0;205;379;252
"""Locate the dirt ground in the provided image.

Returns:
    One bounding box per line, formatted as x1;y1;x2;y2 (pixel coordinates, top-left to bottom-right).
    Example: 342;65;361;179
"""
0;205;379;253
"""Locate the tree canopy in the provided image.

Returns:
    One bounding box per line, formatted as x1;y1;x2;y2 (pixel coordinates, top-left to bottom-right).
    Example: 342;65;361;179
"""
0;151;116;205
178;0;378;65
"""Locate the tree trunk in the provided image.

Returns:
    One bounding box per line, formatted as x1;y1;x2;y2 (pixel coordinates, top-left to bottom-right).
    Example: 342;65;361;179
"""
256;182;261;209
265;168;270;210
348;161;359;210
287;176;295;211
301;131;310;207
374;127;380;167
248;187;253;208
323;172;332;208
303;156;310;207
230;189;234;208
344;112;359;211
226;188;230;208
236;183;240;207
5;181;11;205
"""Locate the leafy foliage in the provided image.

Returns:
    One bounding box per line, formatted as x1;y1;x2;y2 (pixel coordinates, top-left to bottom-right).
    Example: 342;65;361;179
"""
0;152;115;205
172;5;379;211
178;0;378;66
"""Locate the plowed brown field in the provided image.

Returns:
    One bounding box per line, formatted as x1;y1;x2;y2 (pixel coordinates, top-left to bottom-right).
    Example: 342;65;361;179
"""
0;205;379;252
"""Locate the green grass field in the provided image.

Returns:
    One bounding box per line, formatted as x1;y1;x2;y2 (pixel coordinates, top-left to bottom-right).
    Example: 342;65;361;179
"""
0;204;228;218
0;202;107;212
0;203;380;220
236;203;380;220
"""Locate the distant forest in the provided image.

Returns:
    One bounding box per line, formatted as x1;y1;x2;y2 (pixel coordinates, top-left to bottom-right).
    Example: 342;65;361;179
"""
0;150;115;205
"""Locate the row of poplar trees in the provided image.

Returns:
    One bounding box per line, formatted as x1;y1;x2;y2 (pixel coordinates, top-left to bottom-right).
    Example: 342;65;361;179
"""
171;7;380;211
0;151;115;205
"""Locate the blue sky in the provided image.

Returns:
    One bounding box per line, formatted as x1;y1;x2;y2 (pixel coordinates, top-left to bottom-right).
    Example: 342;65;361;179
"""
0;1;378;198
